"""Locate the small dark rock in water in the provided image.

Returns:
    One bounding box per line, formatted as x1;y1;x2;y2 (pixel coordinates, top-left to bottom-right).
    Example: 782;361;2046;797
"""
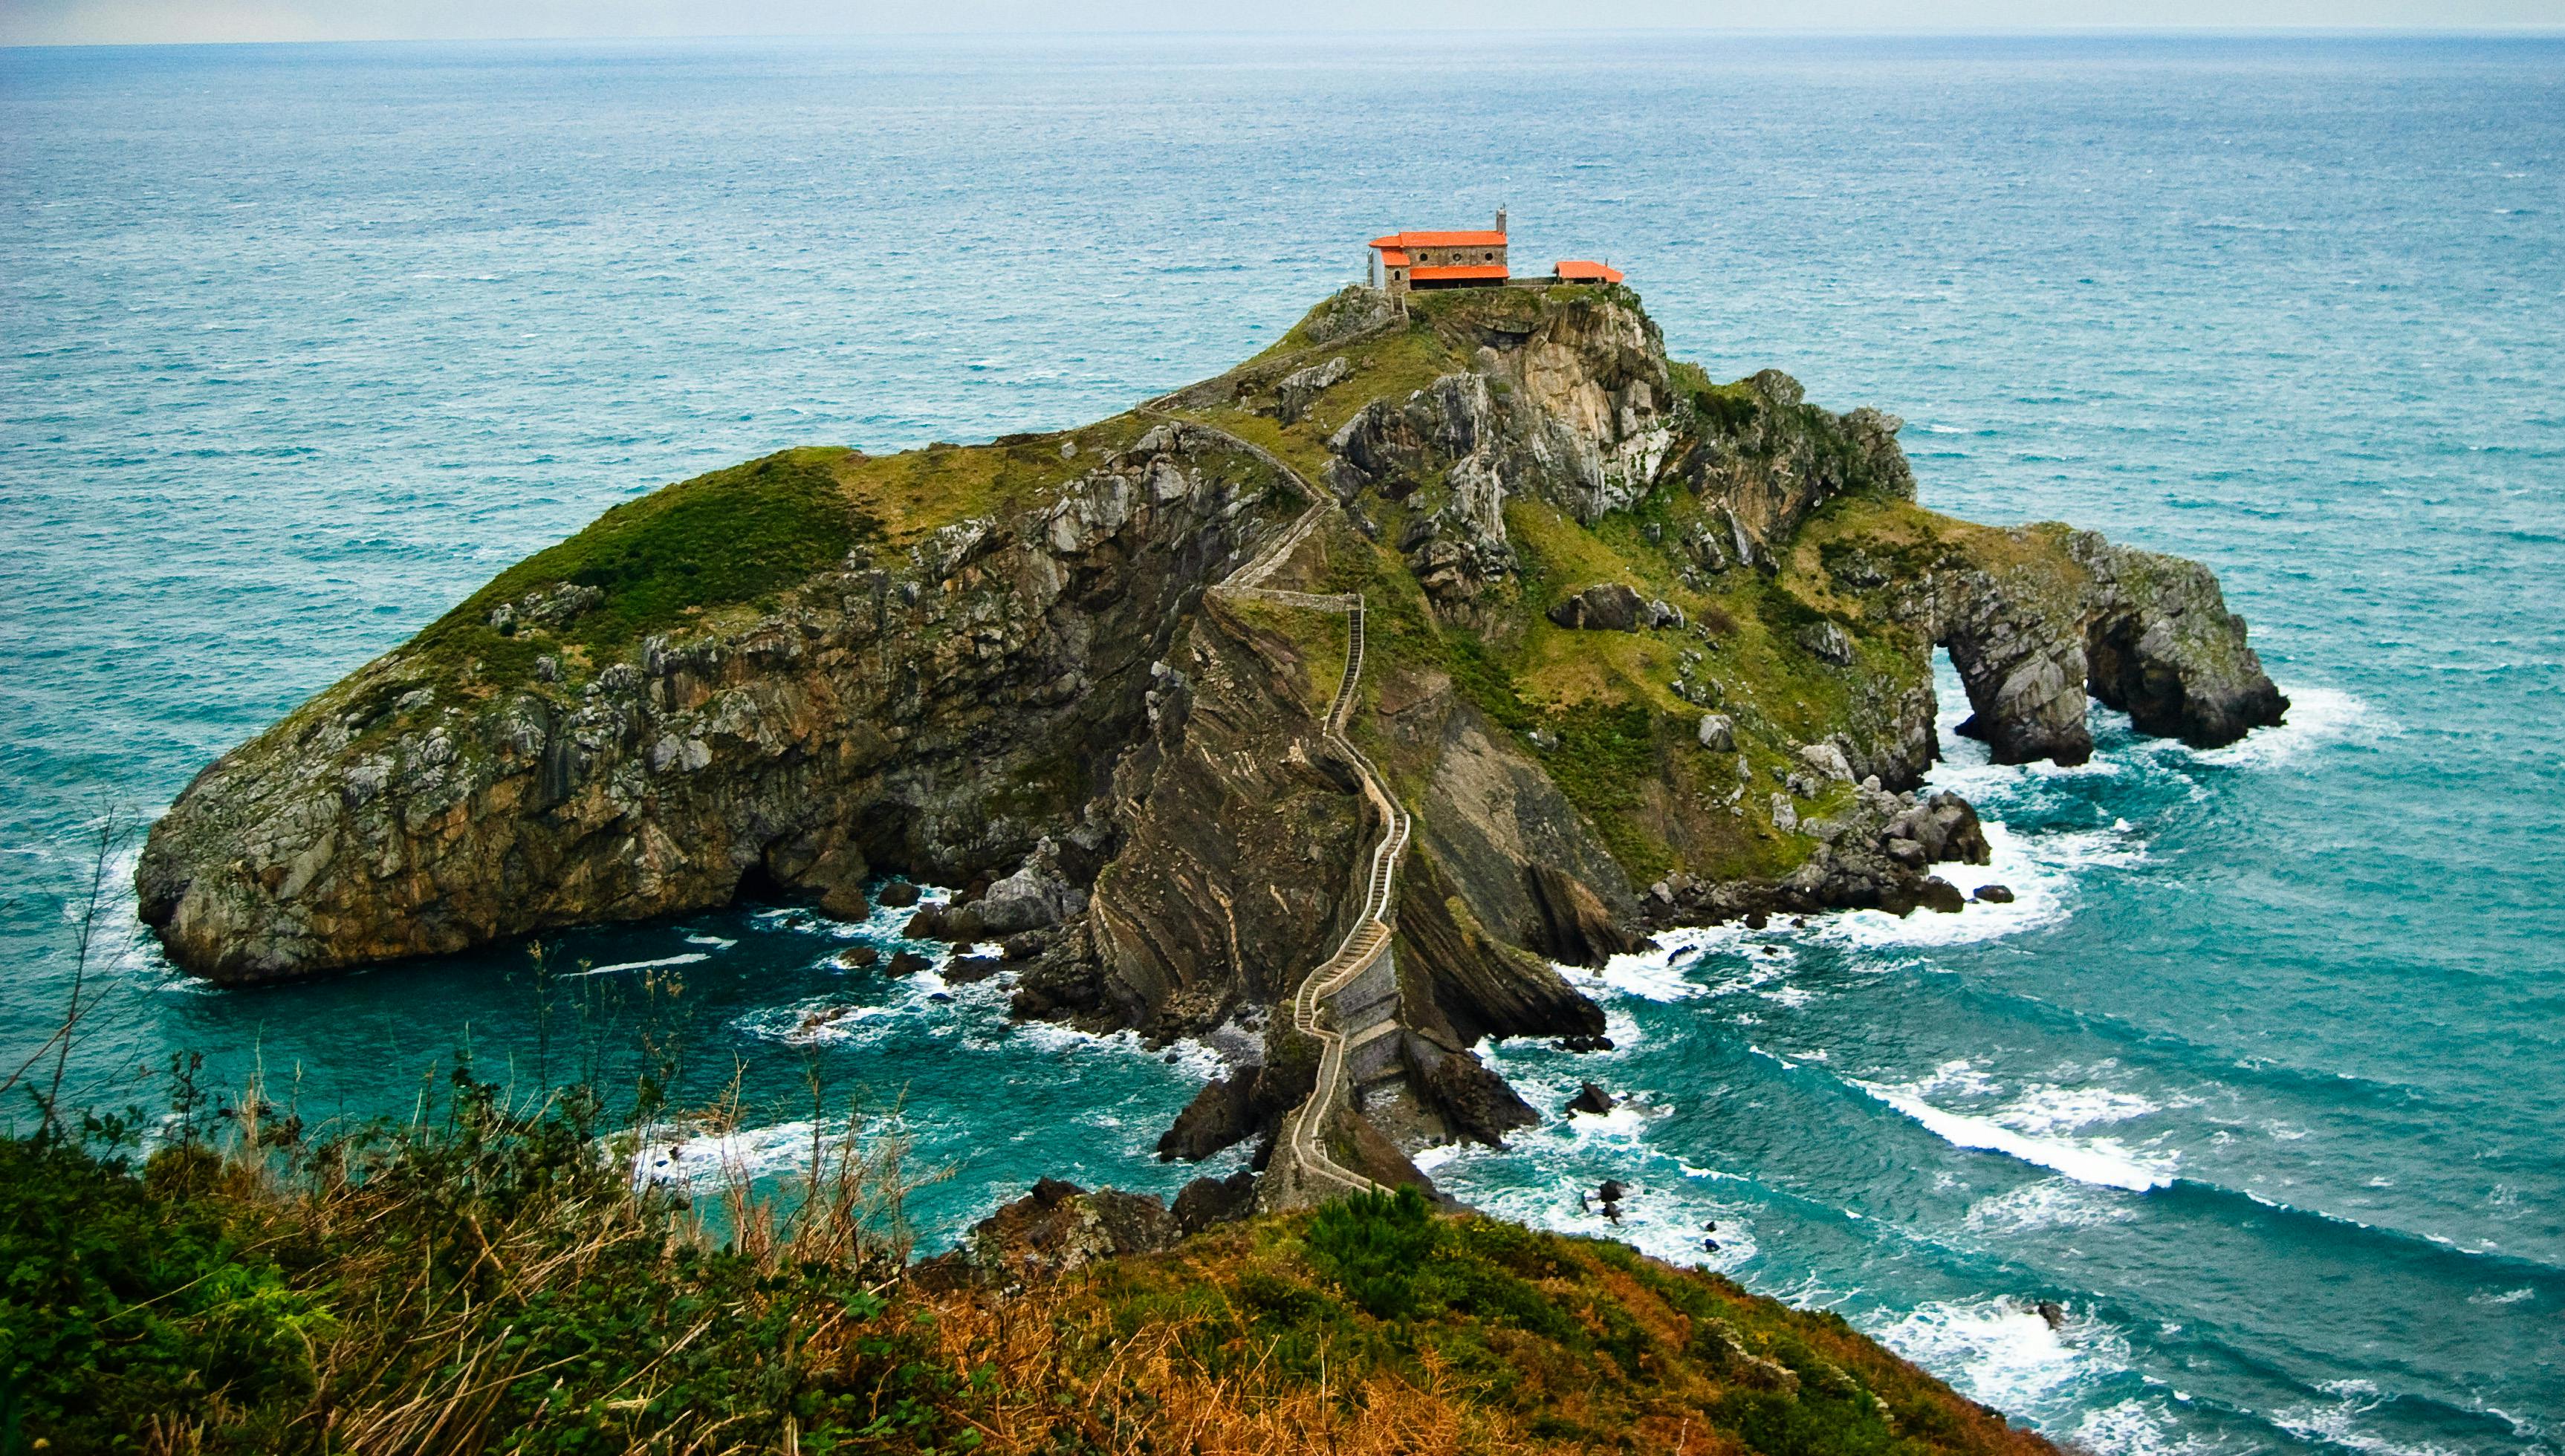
1760;945;1782;957
1917;877;1967;914
1793;917;1810;929
1744;910;1770;930
1598;1179;1628;1203
834;946;881;970
887;950;930;977
928;991;953;1004
1974;884;2017;904
901;907;948;940
876;880;922;909
1561;1033;1614;1053
2035;1300;2066;1330
944;955;1003;985
950;940;978;956
1566;1082;1615;1117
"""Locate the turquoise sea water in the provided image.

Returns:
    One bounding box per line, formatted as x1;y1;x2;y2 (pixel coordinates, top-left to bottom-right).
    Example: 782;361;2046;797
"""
4;33;2561;1453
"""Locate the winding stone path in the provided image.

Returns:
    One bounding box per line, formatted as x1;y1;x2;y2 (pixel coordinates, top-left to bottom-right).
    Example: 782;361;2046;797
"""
1181;417;1410;1202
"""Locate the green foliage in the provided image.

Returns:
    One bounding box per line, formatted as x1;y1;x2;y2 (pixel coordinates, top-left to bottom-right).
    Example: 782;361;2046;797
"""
413;447;872;688
0;1060;960;1455
1303;1186;1439;1319
0;1137;326;1452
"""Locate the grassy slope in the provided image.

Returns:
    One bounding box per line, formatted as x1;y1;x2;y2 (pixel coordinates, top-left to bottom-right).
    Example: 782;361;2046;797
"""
1;1106;2052;1456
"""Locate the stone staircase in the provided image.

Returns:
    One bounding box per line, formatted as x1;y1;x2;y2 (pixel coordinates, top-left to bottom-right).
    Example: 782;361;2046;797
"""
1183;420;1413;1203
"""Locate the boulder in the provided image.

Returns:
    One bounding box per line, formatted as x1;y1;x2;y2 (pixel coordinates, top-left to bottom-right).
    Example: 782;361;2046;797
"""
1566;1082;1615;1117
1974;883;2016;903
1275;355;1352;425
1797;741;1857;782
1798;620;1856;666
945;954;1004;984
1407;1035;1539;1145
1548;583;1644;632
962;1179;1176;1281
1697;713;1736;752
876;881;922;909
887;950;930;977
1172;1170;1259;1234
1885;792;1991;865
944;843;1085;940
834;946;881;970
1158;1068;1262;1163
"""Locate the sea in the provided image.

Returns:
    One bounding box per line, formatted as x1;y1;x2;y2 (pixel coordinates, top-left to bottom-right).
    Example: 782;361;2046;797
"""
3;32;2560;1454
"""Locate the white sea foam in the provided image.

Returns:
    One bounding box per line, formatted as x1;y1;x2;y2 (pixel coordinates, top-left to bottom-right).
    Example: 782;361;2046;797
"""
1999;1082;2164;1138
632;1117;825;1187
2160;684;2388;772
1586;930;1722;1001
1875;1296;2112;1414
562;952;709;978
1965;1178;2140;1235
2070;1398;2214;1456
684;933;737;948
1854;1073;2176;1191
2272;1379;2470;1456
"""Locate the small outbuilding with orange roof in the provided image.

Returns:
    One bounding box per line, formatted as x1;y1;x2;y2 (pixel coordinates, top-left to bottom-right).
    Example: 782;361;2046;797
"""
1554;259;1624;285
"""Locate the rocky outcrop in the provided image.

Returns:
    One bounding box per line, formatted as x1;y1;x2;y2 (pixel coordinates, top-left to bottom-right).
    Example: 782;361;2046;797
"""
956;1177;1177;1282
1524;862;1649;968
1641;784;1992;928
1402;1033;1539;1145
1274;355;1351;426
1394;851;1604;1048
1909;528;2288;767
1010;591;1366;1038
137;428;1298;984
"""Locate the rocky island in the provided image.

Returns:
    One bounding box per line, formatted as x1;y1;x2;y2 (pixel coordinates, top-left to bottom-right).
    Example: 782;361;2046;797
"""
137;280;2282;1200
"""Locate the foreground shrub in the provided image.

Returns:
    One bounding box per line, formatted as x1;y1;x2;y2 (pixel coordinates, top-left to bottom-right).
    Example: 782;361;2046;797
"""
1;1060;2055;1455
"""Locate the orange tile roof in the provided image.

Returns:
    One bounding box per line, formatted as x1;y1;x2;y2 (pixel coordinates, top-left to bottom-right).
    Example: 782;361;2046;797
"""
1370;230;1509;249
1556;260;1624;283
1378;248;1410;267
1410;264;1511;282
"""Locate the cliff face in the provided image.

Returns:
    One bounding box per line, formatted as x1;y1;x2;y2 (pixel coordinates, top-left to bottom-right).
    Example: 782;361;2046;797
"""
140;284;2286;1151
137;426;1297;982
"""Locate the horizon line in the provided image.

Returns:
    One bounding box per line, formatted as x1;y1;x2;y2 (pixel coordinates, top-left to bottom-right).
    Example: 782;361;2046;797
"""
8;24;2565;51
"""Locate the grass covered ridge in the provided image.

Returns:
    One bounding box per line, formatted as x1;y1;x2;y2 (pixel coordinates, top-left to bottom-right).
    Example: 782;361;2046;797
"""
3;1069;2052;1456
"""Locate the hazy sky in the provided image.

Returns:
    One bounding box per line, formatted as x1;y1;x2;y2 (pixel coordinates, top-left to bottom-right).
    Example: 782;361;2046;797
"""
4;0;2560;45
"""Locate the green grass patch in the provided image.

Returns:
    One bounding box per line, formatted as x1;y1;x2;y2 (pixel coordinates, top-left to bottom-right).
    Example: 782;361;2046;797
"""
409;446;872;691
